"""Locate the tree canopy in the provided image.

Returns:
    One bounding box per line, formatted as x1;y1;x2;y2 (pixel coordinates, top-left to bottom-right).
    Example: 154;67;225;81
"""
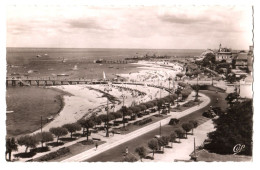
204;100;253;155
135;146;147;161
148;139;158;157
62;123;81;138
49;127;68;143
35;131;54;147
17;135;38;153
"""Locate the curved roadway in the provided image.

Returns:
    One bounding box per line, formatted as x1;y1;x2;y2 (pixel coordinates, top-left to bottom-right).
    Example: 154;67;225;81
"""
85;90;227;162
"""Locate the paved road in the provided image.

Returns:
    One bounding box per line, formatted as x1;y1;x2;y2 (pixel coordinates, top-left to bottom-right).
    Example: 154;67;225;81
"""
85;90;227;162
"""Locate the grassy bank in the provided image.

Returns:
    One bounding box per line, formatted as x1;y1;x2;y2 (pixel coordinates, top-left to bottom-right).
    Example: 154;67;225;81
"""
6;86;71;137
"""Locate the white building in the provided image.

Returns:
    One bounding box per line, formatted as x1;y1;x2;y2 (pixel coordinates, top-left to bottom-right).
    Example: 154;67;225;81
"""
239;75;253;99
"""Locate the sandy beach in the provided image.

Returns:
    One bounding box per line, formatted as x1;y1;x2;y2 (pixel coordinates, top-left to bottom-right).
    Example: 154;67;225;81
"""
33;61;184;133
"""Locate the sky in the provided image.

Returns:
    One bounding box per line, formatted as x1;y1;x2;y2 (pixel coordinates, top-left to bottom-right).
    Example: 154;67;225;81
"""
6;5;253;49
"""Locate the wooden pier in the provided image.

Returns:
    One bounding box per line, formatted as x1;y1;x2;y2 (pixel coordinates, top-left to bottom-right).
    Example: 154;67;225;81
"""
6;76;108;87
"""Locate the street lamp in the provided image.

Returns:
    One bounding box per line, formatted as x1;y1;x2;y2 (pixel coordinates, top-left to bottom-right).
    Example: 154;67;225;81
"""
195;74;199;101
121;94;127;106
104;85;112;137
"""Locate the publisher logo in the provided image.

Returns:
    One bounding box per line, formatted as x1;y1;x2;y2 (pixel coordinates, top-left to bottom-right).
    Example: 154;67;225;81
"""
233;144;245;155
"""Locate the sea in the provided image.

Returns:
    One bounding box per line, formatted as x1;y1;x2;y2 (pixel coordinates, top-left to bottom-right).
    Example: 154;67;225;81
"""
6;48;204;137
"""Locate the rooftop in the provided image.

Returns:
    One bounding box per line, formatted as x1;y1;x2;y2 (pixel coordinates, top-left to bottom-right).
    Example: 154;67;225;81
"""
237;53;248;60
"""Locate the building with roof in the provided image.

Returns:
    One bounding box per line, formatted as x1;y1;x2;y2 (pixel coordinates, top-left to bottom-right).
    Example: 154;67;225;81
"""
235;52;248;69
216;44;233;63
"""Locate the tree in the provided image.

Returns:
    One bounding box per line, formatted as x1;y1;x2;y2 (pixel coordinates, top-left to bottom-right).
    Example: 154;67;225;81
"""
158;136;170;152
78;118;95;141
17;135;38;153
112;111;123;120
148;139;158;158
135;146;147;162
181;88;192;100
6;137;18;161
157;100;163;115
205;100;253;155
225;92;239;106
139;104;147;111
89;114;102;127
226;73;237;84
169;94;177;104
35;131;54;148
202;53;216;67
49;127;68;144
120;106;128;129
176;73;184;80
131;106;141;116
169;132;177;147
189;120;198;134
175;87;182;104
62;123;81;138
185;72;193;79
182;123;193;138
175;129;185;142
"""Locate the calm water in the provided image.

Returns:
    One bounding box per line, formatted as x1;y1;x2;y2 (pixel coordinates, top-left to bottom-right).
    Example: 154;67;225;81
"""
6;48;203;79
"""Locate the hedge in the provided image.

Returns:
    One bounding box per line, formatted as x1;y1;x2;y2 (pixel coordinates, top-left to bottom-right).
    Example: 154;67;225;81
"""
133;118;153;126
38;147;70;161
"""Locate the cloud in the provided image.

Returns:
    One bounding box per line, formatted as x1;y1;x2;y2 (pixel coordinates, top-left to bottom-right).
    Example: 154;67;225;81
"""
6;6;252;49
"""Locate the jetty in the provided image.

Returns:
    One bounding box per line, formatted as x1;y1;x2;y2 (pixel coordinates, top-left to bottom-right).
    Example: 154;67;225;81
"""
6;76;107;86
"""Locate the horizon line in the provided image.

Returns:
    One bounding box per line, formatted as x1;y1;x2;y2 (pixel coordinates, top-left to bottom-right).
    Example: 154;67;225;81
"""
6;47;248;51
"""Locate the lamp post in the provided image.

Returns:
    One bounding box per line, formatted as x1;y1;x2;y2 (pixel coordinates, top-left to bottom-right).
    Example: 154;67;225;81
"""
195;74;199;101
104;85;112;137
168;77;172;113
121;94;126;106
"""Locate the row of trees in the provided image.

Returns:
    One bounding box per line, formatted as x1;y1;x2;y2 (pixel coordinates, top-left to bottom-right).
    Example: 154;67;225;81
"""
6;92;180;161
5;131;54;161
132;120;198;161
176;83;193;101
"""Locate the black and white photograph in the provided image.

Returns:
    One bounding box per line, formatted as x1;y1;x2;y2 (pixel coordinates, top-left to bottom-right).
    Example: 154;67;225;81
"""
2;0;257;165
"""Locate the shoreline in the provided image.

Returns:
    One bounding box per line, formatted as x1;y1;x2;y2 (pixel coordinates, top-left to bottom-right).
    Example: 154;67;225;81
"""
7;60;184;138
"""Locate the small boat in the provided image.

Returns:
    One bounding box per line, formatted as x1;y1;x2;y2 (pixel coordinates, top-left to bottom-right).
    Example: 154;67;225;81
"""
57;74;69;76
7;111;14;114
62;58;67;63
108;66;114;68
44;54;48;56
72;65;78;70
36;55;42;58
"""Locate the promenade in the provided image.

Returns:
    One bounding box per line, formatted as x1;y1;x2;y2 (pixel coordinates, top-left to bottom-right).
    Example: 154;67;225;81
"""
61;92;210;162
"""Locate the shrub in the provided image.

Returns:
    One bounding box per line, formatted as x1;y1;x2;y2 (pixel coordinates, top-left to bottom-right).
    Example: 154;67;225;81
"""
133;118;152;126
183;101;196;107
123;155;138;162
38;147;70;161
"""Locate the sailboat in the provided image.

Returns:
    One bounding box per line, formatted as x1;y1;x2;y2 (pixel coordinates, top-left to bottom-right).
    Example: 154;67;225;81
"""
72;65;78;70
62;58;67;63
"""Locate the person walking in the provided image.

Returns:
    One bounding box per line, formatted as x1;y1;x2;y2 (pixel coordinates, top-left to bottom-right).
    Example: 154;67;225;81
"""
125;147;129;155
95;143;98;151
